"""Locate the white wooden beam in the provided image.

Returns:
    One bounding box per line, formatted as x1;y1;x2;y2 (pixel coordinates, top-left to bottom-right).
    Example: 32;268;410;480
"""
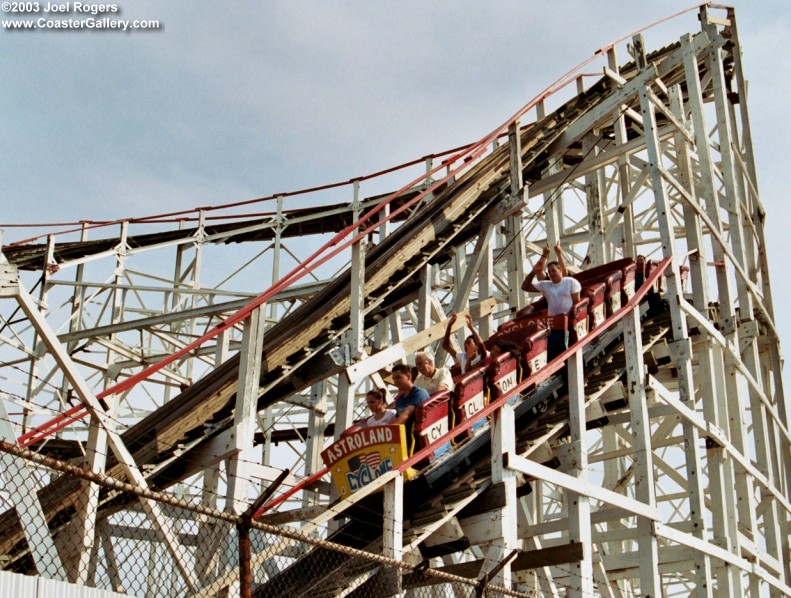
566;350;593;598
382;475;403;597
621;299;659;596
505;452;658;521
226;305;266;515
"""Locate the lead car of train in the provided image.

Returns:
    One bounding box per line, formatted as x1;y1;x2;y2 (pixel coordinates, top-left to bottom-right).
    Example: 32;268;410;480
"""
321;256;667;497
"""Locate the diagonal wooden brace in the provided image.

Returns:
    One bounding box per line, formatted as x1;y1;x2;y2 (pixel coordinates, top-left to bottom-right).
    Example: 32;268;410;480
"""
13;281;199;592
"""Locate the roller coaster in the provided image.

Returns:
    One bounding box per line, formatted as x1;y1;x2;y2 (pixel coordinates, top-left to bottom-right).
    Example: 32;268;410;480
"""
0;4;789;597
321;256;646;497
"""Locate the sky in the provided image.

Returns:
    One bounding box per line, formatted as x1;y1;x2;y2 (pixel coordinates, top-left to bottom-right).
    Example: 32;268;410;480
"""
2;1;790;386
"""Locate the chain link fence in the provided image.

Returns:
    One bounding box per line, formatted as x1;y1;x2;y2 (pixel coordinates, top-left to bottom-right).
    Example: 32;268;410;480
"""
0;440;534;598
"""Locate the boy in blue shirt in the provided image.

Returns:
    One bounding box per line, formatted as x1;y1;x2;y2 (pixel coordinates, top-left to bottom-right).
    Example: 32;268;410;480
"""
390;363;430;426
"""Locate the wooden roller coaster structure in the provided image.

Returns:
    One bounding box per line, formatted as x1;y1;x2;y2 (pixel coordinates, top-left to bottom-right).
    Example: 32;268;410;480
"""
0;4;788;596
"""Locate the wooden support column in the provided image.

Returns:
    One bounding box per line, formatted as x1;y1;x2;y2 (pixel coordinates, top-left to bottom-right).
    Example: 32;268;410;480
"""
372;198;392;349
170;210;204;398
70;408;110;585
330;193;367;529
623;306;660;596
478;232;494;339
334;363;358;446
730;8;791;580
58;224;88;427
566;350;593;597
417;263;433;332
582;132;606;266
226;305;266;515
697;25;759;539
388;311;403;347
349;183;365;360
596;82;629;576
23;234;56;431
666;83;714;596
335;195;367;441
382;475;403;597
615;92;663;586
703;17;785;591
451;224;495;314
99;524;123;592
303;381;327;510
168;222;188;405
195;467;223;584
225;305;266;598
681;32;744;595
504;212;527;314
71;222;128;584
506;121;528;312
260;200;280;467
607;47;636;256
480;403;517;589
195;328;231;586
537;100;563;249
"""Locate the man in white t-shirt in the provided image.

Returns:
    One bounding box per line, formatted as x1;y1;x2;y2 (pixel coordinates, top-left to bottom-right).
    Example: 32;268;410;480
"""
414;352;453;393
522;244;581;358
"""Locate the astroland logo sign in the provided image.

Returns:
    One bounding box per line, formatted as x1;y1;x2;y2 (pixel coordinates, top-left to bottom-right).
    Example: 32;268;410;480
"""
322;425;401;493
345;452;393;491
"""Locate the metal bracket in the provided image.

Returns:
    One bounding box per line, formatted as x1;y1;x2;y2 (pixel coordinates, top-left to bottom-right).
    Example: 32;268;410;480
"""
328;343;351;367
